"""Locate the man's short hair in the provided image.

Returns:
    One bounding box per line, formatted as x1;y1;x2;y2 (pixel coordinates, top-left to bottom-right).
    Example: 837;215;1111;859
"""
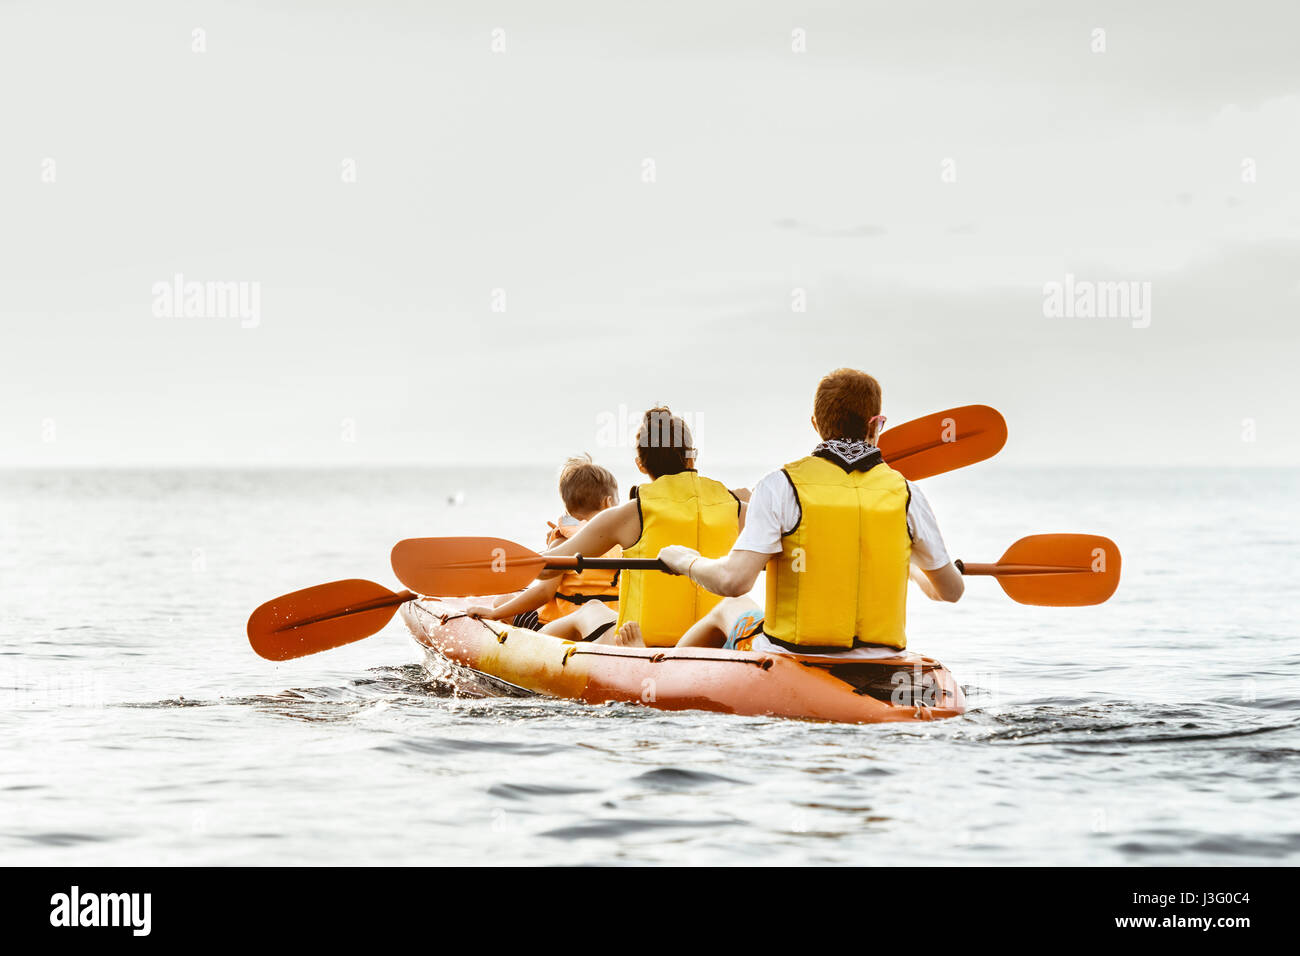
813;368;882;440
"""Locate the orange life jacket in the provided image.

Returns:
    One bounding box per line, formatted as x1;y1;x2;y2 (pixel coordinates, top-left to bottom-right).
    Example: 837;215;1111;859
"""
537;517;622;625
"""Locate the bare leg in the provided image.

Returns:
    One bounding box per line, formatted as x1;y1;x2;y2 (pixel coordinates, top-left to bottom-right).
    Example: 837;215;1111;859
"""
675;597;761;649
539;602;616;641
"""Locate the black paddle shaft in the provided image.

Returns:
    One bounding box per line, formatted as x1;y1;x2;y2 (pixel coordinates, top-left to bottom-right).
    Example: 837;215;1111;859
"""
553;555;678;575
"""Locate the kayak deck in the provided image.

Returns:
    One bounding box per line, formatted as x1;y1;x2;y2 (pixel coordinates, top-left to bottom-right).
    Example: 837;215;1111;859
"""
401;599;965;724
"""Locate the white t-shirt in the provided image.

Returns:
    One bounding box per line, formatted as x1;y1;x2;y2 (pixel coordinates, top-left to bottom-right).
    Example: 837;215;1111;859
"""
733;466;952;659
734;469;952;570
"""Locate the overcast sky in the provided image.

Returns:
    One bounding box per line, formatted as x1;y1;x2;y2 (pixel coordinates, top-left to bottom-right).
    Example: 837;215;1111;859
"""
1;1;1297;468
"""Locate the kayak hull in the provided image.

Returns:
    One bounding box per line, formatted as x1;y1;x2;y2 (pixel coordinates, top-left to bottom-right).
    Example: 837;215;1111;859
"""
401;599;965;724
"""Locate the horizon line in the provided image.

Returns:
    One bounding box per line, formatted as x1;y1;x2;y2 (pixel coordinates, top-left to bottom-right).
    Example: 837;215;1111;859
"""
1;461;1297;472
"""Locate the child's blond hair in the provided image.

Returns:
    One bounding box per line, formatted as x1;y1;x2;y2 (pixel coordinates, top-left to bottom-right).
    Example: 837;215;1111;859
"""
558;454;619;516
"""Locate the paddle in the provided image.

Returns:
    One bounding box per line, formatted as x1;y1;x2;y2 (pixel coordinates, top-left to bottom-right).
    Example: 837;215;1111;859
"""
390;536;670;600
877;404;1007;481
956;534;1121;606
392;532;1122;606
251;533;1119;660
247;579;414;661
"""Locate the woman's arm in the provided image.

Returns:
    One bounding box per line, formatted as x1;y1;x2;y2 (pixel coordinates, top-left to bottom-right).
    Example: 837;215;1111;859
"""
536;500;641;579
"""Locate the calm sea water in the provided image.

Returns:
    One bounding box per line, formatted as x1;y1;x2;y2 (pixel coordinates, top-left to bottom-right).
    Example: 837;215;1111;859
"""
2;466;1298;865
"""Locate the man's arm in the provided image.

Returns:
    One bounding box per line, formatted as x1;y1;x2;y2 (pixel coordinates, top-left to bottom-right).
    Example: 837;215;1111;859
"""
906;481;963;602
910;562;964;602
660;546;770;598
653;470;783;595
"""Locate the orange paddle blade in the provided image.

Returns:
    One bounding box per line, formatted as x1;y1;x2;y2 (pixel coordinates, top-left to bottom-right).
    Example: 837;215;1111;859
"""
247;579;412;661
961;534;1121;606
391;536;546;597
878;404;1007;480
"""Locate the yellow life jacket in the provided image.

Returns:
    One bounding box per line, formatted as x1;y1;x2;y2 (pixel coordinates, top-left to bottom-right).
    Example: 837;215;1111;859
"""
619;471;740;647
537;518;622;625
763;455;911;650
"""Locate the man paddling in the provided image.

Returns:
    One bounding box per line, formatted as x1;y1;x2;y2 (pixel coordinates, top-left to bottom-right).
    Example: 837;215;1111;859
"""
641;368;964;655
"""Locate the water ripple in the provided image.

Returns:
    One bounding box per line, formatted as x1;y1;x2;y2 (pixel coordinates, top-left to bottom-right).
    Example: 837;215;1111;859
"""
539;817;739;840
631;768;746;789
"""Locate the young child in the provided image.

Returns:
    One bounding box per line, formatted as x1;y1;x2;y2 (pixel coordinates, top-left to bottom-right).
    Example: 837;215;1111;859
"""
466;454;622;634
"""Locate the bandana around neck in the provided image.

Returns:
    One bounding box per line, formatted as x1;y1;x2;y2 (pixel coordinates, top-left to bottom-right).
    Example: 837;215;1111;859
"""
811;438;883;472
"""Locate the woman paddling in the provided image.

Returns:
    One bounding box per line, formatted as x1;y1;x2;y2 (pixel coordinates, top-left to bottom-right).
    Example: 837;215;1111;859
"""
482;406;747;646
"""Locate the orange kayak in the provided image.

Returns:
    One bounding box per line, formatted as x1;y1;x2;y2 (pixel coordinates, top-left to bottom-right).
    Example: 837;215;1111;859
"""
400;599;965;724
